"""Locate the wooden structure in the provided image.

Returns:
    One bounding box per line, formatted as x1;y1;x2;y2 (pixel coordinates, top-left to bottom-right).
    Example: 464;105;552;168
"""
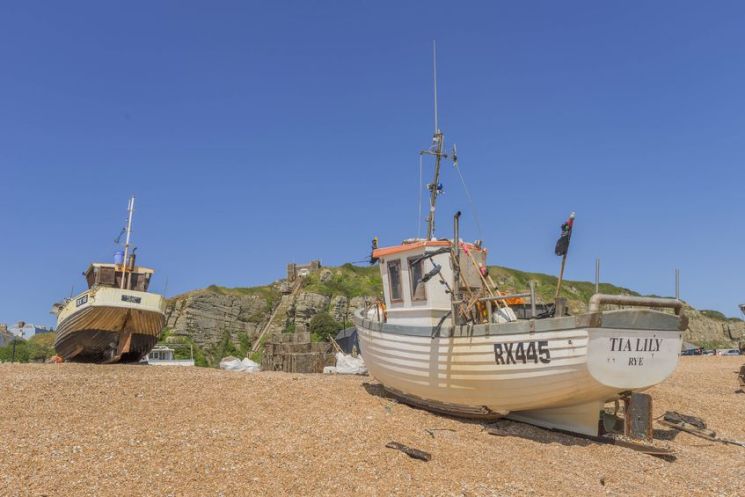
261;332;335;373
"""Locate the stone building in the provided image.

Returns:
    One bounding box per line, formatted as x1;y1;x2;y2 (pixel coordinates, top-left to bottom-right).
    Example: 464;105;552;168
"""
286;260;321;282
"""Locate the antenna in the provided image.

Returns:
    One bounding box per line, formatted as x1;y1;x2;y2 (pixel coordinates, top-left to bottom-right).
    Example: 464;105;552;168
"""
120;196;135;289
433;40;439;133
421;41;450;240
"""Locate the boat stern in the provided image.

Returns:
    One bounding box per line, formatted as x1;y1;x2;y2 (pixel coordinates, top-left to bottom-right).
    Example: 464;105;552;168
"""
586;308;685;391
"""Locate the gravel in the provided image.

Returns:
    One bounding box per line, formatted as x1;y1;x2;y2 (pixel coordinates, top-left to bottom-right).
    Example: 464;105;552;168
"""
1;357;744;496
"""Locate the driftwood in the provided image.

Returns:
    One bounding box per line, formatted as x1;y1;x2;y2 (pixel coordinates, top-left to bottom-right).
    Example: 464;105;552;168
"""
424;428;456;438
385;442;432;461
658;411;745;448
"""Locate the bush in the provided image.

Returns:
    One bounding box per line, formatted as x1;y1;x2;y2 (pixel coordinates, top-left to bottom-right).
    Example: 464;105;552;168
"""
237;332;251;356
309;312;342;342
0;339;30;362
27;333;56;362
700;310;727;321
205;330;241;366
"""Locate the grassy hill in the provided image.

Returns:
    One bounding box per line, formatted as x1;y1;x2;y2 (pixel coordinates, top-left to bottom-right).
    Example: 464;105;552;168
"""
186;262;684;314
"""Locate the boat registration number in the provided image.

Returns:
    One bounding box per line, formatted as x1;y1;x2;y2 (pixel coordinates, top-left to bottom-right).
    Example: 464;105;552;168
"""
75;295;88;307
121;295;142;304
494;340;551;365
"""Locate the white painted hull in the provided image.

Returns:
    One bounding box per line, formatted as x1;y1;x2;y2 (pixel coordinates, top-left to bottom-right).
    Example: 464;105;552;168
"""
356;315;682;434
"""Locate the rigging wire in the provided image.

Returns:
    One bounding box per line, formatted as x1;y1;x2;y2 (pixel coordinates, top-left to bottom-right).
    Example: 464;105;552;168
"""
452;153;484;241
417;154;424;239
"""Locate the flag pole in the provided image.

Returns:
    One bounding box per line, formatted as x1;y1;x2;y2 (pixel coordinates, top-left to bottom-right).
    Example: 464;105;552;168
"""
555;254;568;300
554;212;575;300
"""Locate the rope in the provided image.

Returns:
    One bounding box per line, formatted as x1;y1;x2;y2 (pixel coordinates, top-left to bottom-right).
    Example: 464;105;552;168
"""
417;154;423;239
453;159;483;241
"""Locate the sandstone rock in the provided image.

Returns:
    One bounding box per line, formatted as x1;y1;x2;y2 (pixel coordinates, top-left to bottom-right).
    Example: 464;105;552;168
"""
165;290;271;349
288;292;330;331
329;295;349;324
684;306;743;347
319;269;333;283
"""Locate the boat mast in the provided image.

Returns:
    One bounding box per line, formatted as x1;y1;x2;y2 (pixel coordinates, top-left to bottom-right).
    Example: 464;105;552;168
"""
120;195;135;290
425;41;446;241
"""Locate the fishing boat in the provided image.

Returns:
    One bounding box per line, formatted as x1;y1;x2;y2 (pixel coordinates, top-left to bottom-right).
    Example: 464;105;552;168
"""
53;197;166;363
353;50;687;436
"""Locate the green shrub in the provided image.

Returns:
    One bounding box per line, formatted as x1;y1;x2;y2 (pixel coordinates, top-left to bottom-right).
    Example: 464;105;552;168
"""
0;339;30;362
27;333;56;362
700;310;727;321
238;332;251;356
309;312;342;342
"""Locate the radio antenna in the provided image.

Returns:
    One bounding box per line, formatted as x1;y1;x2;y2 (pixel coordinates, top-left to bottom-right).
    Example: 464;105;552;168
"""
421;41;449;240
120;195;135;289
433;40;439;133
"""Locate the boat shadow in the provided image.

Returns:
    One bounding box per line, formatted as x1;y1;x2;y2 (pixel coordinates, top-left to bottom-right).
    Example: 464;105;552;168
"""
361;382;594;447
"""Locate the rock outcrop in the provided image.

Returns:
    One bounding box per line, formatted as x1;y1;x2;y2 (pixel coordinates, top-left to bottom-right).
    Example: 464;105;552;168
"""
288;292;330;333
166;285;376;351
165;290;272;349
684;306;744;347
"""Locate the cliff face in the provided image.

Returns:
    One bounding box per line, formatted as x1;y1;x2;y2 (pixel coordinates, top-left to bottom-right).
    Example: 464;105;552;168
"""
165;287;371;350
164;290;271;348
684;307;744;347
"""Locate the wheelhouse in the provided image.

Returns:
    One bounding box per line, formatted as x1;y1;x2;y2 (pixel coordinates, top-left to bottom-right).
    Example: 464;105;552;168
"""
84;263;155;292
374;239;488;327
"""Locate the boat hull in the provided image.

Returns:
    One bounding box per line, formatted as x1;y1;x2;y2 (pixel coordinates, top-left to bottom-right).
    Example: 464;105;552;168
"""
55;287;166;364
354;309;684;435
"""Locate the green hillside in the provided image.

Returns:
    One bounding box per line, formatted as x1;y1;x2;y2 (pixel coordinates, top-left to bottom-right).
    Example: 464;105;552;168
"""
195;263;646;309
302;263;381;298
488;266;640;308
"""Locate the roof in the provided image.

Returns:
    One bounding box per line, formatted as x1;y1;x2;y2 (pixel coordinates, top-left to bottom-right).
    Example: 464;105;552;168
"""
86;263;155;274
373;240;486;259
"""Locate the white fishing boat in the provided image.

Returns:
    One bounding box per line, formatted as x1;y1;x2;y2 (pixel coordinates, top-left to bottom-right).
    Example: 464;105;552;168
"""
144;345;195;367
53;197;166;363
353;50;686;436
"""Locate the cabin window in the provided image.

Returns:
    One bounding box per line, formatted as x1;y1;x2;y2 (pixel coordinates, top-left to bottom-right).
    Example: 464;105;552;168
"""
387;260;403;303
99;267;116;286
408;257;427;301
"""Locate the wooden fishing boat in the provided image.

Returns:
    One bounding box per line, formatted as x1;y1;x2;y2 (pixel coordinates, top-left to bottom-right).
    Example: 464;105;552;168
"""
53;197;166;363
353;52;686;436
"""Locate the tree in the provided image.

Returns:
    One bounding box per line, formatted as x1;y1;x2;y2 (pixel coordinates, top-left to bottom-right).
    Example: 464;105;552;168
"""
309;312;342;342
28;333;56;362
0;339;30;362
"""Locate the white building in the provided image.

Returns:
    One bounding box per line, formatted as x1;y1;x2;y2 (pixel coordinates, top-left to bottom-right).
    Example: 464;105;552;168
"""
8;322;53;341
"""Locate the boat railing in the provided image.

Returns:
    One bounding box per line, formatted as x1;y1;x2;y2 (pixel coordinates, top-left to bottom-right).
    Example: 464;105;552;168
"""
469;292;532;304
588;294;683;316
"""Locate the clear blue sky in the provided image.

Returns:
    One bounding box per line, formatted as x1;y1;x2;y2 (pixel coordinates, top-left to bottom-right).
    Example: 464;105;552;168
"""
1;1;744;327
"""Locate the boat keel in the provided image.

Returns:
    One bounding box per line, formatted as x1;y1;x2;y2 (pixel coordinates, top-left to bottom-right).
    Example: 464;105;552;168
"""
506;400;605;437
